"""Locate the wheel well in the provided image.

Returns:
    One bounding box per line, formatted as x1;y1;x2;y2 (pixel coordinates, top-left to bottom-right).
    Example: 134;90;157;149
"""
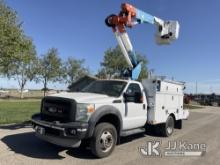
169;113;176;121
169;113;177;127
96;114;121;135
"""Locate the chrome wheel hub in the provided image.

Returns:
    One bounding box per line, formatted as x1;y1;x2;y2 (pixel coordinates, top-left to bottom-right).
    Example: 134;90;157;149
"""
167;119;174;134
99;130;113;152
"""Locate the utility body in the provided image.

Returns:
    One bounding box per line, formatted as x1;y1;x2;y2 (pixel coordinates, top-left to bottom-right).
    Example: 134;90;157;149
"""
32;3;189;158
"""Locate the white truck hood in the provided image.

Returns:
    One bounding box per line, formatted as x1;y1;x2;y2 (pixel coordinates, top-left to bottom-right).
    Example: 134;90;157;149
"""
50;92;116;104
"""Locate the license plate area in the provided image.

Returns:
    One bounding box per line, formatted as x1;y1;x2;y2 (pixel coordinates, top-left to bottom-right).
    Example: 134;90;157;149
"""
35;126;45;135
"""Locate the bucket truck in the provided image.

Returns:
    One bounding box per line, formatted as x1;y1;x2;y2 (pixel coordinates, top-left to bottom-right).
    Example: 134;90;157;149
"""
31;3;189;158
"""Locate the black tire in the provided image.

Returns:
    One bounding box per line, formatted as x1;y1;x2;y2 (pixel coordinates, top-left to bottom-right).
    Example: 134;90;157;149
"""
161;116;174;137
175;120;182;129
90;122;117;158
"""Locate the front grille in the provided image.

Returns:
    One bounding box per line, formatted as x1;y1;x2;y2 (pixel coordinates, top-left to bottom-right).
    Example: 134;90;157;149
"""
41;96;76;123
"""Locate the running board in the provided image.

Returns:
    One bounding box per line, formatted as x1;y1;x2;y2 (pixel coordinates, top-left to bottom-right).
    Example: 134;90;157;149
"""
121;128;145;137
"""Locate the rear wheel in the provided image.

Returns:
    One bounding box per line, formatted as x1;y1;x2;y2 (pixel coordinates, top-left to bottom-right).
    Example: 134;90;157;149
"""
175;120;182;129
90;122;117;158
161;115;174;137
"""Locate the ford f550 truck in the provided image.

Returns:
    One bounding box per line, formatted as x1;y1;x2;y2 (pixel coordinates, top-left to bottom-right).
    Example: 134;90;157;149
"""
32;3;189;158
32;77;189;157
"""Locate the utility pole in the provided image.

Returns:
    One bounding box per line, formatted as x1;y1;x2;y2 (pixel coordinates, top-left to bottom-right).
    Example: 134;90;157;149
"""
196;81;198;95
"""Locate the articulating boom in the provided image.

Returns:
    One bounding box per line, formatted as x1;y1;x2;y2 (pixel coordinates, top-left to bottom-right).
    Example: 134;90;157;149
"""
105;3;180;80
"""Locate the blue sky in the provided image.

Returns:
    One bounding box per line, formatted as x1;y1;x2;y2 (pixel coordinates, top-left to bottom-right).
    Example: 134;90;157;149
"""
1;0;220;93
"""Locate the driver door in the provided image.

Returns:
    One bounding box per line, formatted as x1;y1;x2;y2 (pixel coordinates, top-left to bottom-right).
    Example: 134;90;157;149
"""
123;83;147;130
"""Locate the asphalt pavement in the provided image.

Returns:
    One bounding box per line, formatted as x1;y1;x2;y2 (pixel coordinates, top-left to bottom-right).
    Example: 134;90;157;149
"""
0;106;220;165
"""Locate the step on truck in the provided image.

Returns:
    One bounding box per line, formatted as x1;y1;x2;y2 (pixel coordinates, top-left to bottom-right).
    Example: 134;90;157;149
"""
31;3;189;158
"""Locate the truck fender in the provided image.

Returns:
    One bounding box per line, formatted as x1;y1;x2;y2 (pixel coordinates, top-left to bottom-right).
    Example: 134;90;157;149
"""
87;105;123;138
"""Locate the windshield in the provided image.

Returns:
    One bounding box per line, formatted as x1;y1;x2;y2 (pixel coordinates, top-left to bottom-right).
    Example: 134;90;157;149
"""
81;80;127;97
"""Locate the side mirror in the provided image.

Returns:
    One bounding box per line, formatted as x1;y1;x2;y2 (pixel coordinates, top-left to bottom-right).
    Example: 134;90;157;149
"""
124;92;142;103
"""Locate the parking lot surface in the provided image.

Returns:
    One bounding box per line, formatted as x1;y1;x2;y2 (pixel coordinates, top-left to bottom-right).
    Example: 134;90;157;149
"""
0;106;220;165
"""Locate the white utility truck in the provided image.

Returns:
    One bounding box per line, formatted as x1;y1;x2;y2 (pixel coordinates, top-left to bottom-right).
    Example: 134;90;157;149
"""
31;3;189;158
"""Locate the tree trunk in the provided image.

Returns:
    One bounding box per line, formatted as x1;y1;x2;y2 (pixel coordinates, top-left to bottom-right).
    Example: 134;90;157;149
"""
20;87;24;99
43;78;47;97
43;84;46;97
19;78;26;99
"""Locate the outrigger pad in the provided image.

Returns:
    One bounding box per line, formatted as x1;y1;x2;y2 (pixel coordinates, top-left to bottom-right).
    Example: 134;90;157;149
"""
132;62;142;80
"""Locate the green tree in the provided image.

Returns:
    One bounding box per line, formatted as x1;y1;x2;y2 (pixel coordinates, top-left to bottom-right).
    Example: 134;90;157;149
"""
0;0;25;72
136;54;148;81
36;48;64;96
7;37;37;98
97;46;148;81
96;68;107;79
64;57;89;85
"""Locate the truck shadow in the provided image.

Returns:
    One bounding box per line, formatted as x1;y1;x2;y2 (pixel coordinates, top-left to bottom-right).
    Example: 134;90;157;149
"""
2;132;66;159
2;131;98;160
1;130;162;160
66;134;147;159
66;148;96;159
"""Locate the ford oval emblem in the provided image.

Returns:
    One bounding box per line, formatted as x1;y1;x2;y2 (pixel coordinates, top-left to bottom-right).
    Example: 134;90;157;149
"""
48;107;57;113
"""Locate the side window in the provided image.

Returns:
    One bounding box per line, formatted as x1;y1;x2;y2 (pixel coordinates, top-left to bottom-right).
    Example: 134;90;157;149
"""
125;83;143;103
156;81;161;91
125;83;142;103
126;83;141;94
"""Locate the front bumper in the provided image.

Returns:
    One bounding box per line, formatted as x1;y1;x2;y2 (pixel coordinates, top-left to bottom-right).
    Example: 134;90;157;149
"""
31;113;89;148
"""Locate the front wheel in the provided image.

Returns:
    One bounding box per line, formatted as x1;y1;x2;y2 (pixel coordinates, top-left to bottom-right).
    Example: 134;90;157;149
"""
90;122;117;158
161;116;174;137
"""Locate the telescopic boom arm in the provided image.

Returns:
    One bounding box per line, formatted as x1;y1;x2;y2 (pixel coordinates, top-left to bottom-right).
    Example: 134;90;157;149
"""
105;3;180;80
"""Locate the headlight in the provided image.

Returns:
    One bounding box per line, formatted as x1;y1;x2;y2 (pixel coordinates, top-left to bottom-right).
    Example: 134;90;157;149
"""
76;103;95;122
